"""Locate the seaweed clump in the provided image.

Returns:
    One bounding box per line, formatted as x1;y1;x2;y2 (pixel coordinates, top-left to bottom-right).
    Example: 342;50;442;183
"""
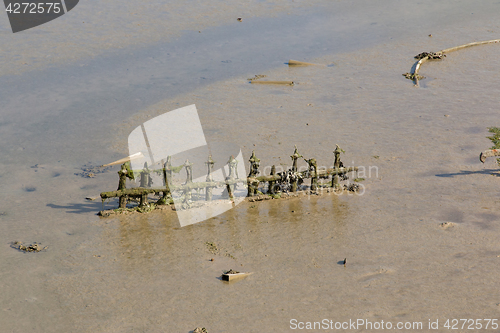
487;127;500;166
75;163;112;178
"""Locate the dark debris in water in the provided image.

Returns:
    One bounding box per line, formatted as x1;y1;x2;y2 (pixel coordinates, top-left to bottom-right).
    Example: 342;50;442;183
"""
344;183;360;192
403;72;425;80
75;163;112;178
23;186;36;192
11;241;47;253
247;74;267;81
414;52;445;60
223;269;240;274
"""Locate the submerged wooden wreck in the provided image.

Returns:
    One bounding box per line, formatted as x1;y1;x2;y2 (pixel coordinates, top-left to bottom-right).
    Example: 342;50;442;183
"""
98;145;361;216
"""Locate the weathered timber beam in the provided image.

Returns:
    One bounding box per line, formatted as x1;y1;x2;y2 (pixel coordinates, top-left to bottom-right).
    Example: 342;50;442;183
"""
101;179;247;199
248;166;358;183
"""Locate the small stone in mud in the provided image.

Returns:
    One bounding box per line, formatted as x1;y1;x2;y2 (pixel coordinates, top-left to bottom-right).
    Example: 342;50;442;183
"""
440;222;455;229
11;241;47;253
205;241;219;254
23;186;36;192
193;327;208;333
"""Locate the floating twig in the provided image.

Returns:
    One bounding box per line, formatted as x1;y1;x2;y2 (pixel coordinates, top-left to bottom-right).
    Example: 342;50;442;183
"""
102;152;144;167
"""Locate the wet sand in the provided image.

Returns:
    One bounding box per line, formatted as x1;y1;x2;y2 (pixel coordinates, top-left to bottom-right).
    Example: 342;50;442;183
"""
1;1;500;332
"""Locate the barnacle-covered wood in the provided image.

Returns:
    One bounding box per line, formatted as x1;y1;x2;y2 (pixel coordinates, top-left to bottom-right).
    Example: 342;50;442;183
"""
479;149;500;163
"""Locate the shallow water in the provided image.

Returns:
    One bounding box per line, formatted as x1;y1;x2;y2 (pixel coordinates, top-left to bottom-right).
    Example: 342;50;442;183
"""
1;1;500;332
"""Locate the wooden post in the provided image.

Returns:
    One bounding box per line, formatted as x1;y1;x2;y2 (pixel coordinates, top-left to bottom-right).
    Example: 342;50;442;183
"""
305;158;318;191
139;162;150;207
290;145;302;192
247;151;260;197
157;158;172;205
184;159;193;184
267;165;277;194
205;155;215;201
332;145;343;189
117;163;130;208
140;162;151;188
139;193;148;207
226;155;238;199
182;159;194;207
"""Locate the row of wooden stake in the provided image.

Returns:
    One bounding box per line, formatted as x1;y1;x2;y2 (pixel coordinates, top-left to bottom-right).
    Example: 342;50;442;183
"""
100;145;358;209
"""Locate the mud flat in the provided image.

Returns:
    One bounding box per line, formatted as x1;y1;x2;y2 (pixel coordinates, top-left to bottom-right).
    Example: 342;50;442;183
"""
1;0;500;332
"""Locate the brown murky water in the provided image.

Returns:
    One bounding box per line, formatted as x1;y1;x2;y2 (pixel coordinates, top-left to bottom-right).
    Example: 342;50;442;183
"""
1;1;500;332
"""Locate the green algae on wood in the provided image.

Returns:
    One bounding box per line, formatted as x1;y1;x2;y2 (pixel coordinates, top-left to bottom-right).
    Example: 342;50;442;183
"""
99;145;361;215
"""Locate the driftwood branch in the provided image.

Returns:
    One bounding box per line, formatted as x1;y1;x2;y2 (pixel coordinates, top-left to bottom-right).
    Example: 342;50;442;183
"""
479;149;500;163
404;39;500;86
